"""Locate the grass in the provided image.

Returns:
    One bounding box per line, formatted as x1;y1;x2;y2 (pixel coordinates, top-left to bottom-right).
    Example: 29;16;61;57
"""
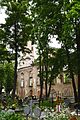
39;99;58;108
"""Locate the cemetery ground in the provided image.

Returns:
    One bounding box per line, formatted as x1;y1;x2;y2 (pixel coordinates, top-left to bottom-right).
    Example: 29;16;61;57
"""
0;94;80;120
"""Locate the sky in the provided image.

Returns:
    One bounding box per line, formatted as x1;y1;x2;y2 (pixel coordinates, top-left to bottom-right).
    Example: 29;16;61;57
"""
0;9;6;23
0;9;61;48
49;35;61;48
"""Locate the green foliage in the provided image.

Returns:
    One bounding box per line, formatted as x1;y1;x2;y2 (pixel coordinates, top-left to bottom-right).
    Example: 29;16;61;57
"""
0;64;5;92
4;62;14;94
31;0;72;98
40;99;56;108
67;0;80;19
0;0;33;96
0;62;14;94
1;0;32;51
0;112;26;120
0;64;5;82
64;73;71;83
0;0;80;100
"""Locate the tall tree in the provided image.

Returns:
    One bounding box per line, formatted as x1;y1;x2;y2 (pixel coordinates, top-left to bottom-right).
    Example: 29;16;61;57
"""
1;0;32;97
31;0;79;101
68;0;80;101
54;0;78;102
54;0;80;102
31;0;56;98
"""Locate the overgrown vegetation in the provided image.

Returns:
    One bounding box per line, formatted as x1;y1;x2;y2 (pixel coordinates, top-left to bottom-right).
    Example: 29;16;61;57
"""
0;0;80;103
0;112;26;120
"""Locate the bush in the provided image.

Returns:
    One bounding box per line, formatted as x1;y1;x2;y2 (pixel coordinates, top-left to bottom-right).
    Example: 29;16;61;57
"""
0;111;26;120
40;99;56;108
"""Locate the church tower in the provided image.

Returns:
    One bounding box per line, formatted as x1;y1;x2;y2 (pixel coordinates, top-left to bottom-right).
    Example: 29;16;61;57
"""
16;41;39;98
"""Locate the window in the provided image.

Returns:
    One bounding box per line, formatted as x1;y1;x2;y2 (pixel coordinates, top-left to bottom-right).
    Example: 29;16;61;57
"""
21;80;24;87
20;73;24;88
29;77;33;87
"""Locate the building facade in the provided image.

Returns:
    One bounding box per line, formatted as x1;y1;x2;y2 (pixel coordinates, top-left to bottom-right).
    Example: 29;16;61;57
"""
17;41;41;98
16;41;74;99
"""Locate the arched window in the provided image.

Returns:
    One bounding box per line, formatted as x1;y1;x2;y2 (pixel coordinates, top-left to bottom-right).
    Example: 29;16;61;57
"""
29;72;33;87
20;73;24;87
29;77;33;87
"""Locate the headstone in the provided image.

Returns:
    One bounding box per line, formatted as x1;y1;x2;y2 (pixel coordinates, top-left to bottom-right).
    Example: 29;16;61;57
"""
32;100;39;104
33;107;41;118
1;110;5;113
29;100;33;106
7;109;15;114
40;111;46;119
28;99;40;117
64;98;70;106
24;106;30;116
70;97;75;103
29;100;33;116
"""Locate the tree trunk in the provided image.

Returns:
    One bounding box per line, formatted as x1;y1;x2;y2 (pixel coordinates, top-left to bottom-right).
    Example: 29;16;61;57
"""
0;82;2;95
47;80;52;97
39;46;43;99
47;66;55;97
12;23;18;98
65;45;77;102
45;64;48;99
12;44;18;98
44;46;48;99
78;74;80;101
76;21;80;101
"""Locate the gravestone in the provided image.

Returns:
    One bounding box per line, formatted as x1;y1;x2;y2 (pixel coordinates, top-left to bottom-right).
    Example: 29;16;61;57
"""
7;109;15;114
33;107;41;118
29;100;33;116
40;111;46;119
28;99;39;116
32;99;39;104
64;98;70;106
24;106;30;116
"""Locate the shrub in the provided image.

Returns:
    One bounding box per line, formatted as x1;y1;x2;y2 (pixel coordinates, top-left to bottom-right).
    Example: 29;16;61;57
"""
0;111;26;120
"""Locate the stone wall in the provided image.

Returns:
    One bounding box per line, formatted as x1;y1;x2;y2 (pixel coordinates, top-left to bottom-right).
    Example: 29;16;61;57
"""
51;83;73;98
17;66;39;98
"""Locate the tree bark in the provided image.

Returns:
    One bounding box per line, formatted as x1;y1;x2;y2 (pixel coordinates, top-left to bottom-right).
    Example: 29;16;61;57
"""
45;64;48;99
75;21;80;101
65;45;77;102
44;46;48;99
0;82;2;95
12;23;18;98
47;80;52;97
12;44;18;97
39;43;43;99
